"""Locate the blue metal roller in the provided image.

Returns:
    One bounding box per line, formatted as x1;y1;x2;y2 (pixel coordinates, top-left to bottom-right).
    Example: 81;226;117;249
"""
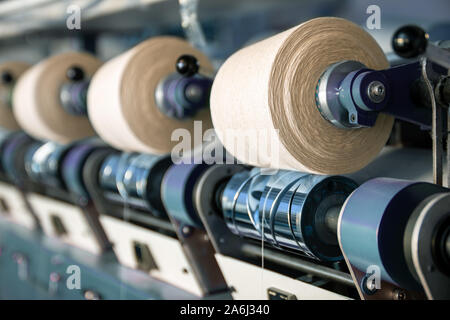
339;177;447;289
161;163;209;229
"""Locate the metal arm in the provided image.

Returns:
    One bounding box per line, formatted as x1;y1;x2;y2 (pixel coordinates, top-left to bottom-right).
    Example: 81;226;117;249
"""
315;25;450;186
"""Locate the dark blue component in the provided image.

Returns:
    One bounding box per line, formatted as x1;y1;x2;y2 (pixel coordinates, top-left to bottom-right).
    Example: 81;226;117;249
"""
1;132;36;185
61;140;105;198
161;163;209;229
348;61;447;130
59;80;90;116
340;178;447;290
338;67;380;127
360;62;427;128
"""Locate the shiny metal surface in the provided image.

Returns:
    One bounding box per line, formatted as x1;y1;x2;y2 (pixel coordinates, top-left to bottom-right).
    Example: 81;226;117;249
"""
315;60;366;128
222;168;357;261
99;152;171;215
339;177;447;290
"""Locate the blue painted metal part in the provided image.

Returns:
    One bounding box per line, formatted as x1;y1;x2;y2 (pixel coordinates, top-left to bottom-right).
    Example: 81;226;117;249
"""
338;68;380;127
161;163;209;229
1;132;35;185
355;62;432;129
61;140;105;198
157;73;212;119
59;80;90;116
0;130;25;175
318;61;448;130
339;177;447;289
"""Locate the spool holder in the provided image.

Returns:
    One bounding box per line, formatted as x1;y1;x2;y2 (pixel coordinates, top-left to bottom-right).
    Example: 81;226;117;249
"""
59;65;90;116
155;55;213;120
316;26;450;186
316;60;447;130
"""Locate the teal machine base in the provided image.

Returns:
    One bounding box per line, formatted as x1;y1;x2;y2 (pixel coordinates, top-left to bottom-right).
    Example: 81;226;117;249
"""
0;217;202;300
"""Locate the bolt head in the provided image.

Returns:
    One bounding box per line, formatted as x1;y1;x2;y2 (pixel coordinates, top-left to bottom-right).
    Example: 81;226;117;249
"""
368;81;386;103
184;84;205;105
393;288;407;300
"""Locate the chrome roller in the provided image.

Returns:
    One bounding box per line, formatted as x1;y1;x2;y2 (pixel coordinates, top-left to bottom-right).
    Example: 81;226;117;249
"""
99;152;171;215
222;168;357;261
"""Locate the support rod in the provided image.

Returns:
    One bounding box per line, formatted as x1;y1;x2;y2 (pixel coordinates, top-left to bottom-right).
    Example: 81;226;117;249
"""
241;243;354;287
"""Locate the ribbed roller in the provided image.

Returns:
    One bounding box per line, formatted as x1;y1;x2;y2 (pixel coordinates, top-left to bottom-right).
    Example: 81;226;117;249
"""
222;168;357;261
99;152;171;216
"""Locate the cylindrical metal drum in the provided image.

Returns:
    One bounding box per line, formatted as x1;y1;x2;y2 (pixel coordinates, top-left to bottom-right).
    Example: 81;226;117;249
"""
222;168;357;261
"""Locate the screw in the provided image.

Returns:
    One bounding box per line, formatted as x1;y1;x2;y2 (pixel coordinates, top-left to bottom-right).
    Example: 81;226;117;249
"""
368;81;386;103
185;84;203;103
392;288;407;300
181;225;193;237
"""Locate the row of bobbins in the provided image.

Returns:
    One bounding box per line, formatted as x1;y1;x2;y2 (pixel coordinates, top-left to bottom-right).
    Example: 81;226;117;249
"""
9;37;214;156
1;17;396;177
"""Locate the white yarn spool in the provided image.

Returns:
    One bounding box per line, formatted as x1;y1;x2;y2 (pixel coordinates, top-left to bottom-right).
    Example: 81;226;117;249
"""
88;36;213;154
13;52;101;143
210;17;394;174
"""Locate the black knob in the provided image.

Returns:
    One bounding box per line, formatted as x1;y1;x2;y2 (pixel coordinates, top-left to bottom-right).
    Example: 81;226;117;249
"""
392;25;428;59
1;71;13;84
66;66;85;81
176;55;199;77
